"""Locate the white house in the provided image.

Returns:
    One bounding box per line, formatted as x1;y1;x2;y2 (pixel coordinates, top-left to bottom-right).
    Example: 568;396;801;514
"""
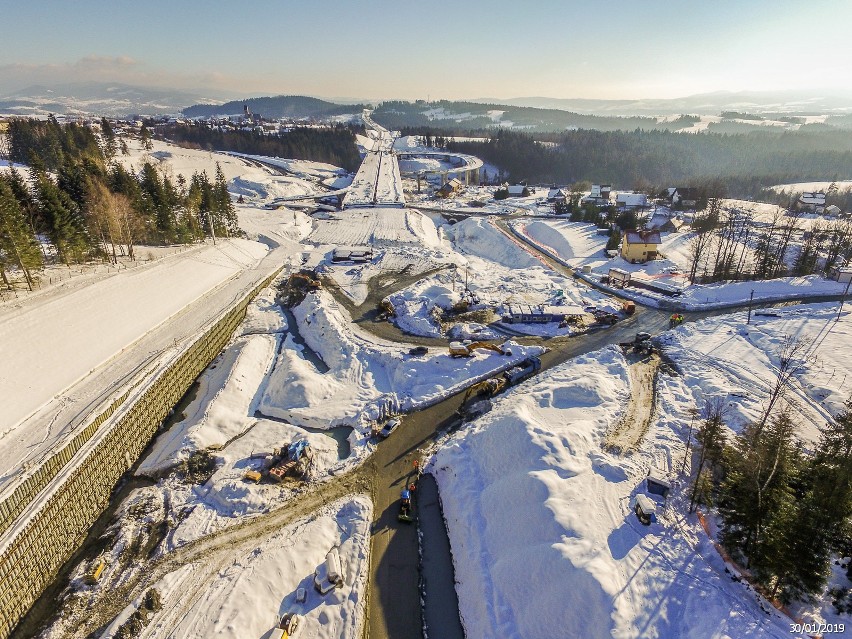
616;192;649;209
582;184;612;206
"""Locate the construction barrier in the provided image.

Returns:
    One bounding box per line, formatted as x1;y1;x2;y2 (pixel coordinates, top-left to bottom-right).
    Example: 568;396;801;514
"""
0;268;281;639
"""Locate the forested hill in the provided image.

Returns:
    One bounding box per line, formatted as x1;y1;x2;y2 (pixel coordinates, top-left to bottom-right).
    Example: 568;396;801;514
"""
183;95;366;119
447;129;852;196
156;123;362;172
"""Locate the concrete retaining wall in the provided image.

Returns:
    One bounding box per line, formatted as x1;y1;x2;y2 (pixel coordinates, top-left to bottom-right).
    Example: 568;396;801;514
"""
0;269;280;639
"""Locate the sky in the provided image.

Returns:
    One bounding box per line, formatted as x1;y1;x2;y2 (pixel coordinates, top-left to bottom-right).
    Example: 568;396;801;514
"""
2;0;852;101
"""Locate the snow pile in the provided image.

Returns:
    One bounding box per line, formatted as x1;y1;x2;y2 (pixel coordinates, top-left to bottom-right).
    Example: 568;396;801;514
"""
137;332;278;472
239;155;347;180
432;348;797;639
102;496;371;639
447;217;539;269
260;290;545;428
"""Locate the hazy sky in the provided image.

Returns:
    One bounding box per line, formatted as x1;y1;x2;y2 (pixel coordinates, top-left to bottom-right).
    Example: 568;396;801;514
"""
2;0;851;100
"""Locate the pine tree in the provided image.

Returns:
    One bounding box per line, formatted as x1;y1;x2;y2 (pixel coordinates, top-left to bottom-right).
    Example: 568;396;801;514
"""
689;398;727;512
0;180;43;289
100;117;117;159
719;410;801;574
35;173;90;264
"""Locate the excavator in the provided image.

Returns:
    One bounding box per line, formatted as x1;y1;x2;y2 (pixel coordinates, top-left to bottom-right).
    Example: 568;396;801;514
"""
376;298;396;320
459;377;507;405
448;341;509;357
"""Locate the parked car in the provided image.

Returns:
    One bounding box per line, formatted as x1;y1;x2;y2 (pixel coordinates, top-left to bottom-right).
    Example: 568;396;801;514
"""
408;346;429;356
379;418;401;438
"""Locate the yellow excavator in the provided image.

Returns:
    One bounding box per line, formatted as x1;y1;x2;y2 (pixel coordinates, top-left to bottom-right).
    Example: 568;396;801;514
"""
459;377;507;405
377;298;396;320
448;341;508;357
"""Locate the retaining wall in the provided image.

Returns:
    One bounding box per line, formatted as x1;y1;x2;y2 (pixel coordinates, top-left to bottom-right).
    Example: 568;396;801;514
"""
0;268;281;639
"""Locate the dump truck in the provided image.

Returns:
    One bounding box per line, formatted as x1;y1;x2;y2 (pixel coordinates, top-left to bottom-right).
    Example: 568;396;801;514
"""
503;356;542;385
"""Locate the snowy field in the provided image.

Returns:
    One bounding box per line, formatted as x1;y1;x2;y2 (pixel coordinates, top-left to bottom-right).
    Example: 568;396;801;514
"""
0;238;269;437
658;303;852;443
431;347;800;639
307;207;440;247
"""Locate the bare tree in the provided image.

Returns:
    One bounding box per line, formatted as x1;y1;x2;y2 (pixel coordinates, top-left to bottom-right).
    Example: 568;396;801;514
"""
757;335;816;435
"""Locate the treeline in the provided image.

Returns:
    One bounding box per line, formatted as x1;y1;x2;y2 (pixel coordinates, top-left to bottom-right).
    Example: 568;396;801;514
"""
688;343;852;607
154;123;362;172
0;117;237;290
445;129;852;196
372;100;687;133
182;95;367;120
683;199;852;283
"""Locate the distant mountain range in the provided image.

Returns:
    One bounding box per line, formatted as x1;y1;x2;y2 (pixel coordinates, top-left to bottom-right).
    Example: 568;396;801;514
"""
3;83;852;129
0;82;229;117
182;95;367;119
472;91;852;116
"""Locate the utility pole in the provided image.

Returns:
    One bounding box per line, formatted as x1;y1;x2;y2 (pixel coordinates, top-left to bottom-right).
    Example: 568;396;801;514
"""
680;408;700;475
746;289;754;325
838;275;852;322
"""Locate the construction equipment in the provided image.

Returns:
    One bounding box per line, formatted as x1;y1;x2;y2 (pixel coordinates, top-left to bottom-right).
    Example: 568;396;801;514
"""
449;341;508;358
619;332;654;355
283;270;321;306
398;485;415;523
243;470;262;483
593;310;619;325
85;558;106;585
377;298;396;320
459;377;507;406
268;440;313;482
622;300;636;315
457;357;542;418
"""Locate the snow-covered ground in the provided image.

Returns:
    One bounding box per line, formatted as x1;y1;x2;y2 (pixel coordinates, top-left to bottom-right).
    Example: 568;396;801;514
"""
386;217;620;338
511;218;850;310
0;238;268;440
431;342;815;639
95;496;371;639
307;207;438;247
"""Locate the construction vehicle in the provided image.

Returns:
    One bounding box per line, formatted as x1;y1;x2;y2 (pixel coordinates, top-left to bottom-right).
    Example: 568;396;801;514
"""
449;341;508;358
272;613;303;639
377;298;396;320
456;357;541;419
619;332;654;355
669;313;684;328
503;356;542;385
398;486;415;523
85;557;106;585
283;270;321;306
622;300;636;315
593;310;619;325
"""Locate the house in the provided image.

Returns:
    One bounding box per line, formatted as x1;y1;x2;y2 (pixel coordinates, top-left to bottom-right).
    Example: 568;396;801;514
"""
621;229;661;263
647;213;684;233
507;184;530;197
546;188;567;203
437;178;463;198
583;184;612;206
825;204;841;216
670;187;700;208
503;304;585;324
797;192;826;213
616;192;649;209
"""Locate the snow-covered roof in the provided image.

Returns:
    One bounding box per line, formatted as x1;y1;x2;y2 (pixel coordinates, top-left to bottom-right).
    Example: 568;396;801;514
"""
625;230;661;245
507;185;526;195
799;192;826;205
